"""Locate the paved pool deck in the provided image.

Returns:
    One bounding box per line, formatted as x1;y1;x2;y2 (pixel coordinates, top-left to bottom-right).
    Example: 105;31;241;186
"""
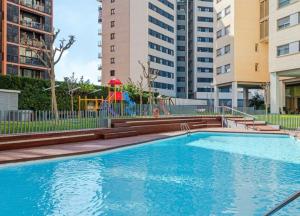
0;128;289;165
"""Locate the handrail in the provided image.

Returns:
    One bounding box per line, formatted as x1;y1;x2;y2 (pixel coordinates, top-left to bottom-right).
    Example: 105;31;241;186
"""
217;106;256;129
180;123;191;136
264;191;300;216
217;106;256;119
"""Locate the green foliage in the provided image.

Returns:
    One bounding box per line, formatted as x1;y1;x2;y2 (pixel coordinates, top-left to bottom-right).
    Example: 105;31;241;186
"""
0;76;105;111
249;93;265;109
0;76;158;110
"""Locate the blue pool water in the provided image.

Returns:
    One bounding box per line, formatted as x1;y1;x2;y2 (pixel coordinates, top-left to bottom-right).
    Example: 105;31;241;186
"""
0;132;300;216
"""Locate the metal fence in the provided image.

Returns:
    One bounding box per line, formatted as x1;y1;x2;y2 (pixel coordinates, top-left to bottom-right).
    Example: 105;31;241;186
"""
0;105;224;136
255;114;300;130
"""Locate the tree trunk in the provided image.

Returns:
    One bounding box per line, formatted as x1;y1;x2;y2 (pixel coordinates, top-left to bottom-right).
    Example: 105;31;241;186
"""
50;68;58;120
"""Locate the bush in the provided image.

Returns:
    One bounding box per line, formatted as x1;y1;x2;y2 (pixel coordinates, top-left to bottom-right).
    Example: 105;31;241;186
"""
0;76;155;110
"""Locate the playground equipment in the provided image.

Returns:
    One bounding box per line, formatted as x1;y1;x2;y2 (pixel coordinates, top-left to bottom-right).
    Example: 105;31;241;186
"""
78;79;136;116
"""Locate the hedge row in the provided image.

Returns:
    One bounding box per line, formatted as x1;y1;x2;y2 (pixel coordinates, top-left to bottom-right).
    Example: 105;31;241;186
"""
0;76;154;111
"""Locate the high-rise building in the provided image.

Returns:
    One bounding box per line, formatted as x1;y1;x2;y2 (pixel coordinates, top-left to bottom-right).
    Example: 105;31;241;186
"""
176;0;233;106
1;0;53;79
269;0;300;113
101;0;177;97
213;0;269;108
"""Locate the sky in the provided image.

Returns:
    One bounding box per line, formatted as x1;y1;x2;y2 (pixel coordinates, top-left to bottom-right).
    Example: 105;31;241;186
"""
54;0;100;84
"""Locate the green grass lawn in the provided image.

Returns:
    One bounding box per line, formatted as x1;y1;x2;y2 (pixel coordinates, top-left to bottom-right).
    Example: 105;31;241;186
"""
0;118;101;135
255;114;300;130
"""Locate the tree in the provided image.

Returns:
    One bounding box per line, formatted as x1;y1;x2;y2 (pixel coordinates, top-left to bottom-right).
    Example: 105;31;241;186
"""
128;76;146;115
22;29;75;119
64;72;79;112
138;61;158;107
249;93;265;110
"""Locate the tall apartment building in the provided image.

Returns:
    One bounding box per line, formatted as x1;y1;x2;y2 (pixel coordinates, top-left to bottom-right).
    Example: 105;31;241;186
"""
101;0;177;97
1;0;53;79
213;0;269;108
176;0;215;105
269;0;300;113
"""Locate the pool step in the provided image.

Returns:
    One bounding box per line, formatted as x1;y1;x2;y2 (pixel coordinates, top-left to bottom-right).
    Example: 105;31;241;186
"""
226;117;281;132
0;133;98;151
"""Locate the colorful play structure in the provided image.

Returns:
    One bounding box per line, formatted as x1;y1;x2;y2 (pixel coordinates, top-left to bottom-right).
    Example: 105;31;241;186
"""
78;78;173;117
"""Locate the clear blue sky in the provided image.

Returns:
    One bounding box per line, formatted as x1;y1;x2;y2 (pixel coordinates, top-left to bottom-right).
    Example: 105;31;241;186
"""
54;0;100;84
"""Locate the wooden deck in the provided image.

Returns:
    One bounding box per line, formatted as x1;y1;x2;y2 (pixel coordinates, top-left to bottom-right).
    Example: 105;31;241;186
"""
0;128;288;166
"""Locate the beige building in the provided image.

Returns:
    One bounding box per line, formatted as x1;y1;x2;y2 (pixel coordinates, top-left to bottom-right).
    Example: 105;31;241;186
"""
269;0;300;113
101;0;177;97
213;0;269;108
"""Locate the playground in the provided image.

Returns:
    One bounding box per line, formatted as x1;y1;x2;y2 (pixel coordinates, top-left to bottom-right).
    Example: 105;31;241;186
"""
78;78;173;117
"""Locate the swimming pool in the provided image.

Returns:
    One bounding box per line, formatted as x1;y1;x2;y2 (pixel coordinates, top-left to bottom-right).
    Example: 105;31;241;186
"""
0;132;300;216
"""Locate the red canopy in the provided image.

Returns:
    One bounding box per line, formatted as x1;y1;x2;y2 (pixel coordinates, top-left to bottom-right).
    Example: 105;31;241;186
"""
108;78;122;86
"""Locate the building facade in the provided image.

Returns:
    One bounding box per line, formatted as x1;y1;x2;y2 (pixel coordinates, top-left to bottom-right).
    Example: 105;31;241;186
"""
213;0;269;108
1;0;53;79
101;0;177;97
269;0;300;113
176;0;215;105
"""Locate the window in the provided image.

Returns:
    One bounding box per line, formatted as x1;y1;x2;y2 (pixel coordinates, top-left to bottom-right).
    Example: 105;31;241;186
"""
111;21;115;28
198;6;213;12
198;17;213;22
177;15;185;20
197;47;213;53
278;16;290;30
277;44;289;56
278;0;291;8
224;44;230;54
217;12;222;20
149;2;174;21
225;6;231;16
197;78;213;83
197;57;213;63
149;16;174;33
111;8;115;15
110;58;115;64
149;42;174;56
225;25;230;35
149;29;174;44
198;27;213;32
110;33;115;40
110;70;115;76
110;45;115;52
177;46;185;51
177;77;185;82
197;37;213;43
177;25;185;30
198;67;213;73
224;64;231;73
277;13;300;30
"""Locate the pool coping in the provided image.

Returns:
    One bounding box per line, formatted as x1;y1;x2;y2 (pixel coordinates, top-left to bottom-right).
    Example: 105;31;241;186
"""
0;128;289;166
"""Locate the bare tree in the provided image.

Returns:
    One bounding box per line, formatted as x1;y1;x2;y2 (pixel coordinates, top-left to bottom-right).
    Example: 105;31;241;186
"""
128;76;146;115
22;30;75;119
64;72;79;112
138;61;158;106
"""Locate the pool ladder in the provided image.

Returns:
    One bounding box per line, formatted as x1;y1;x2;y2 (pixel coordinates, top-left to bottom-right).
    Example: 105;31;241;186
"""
264;190;300;216
180;123;191;136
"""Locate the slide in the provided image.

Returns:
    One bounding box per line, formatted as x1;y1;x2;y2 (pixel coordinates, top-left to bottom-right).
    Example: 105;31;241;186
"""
123;92;136;115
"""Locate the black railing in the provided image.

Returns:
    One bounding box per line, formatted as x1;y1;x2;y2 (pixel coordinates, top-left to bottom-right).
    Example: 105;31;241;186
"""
264;191;300;216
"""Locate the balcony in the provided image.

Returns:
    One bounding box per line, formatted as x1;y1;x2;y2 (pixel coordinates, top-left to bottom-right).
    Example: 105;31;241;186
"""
20;38;43;48
20;19;45;31
20;55;46;67
20;0;46;13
